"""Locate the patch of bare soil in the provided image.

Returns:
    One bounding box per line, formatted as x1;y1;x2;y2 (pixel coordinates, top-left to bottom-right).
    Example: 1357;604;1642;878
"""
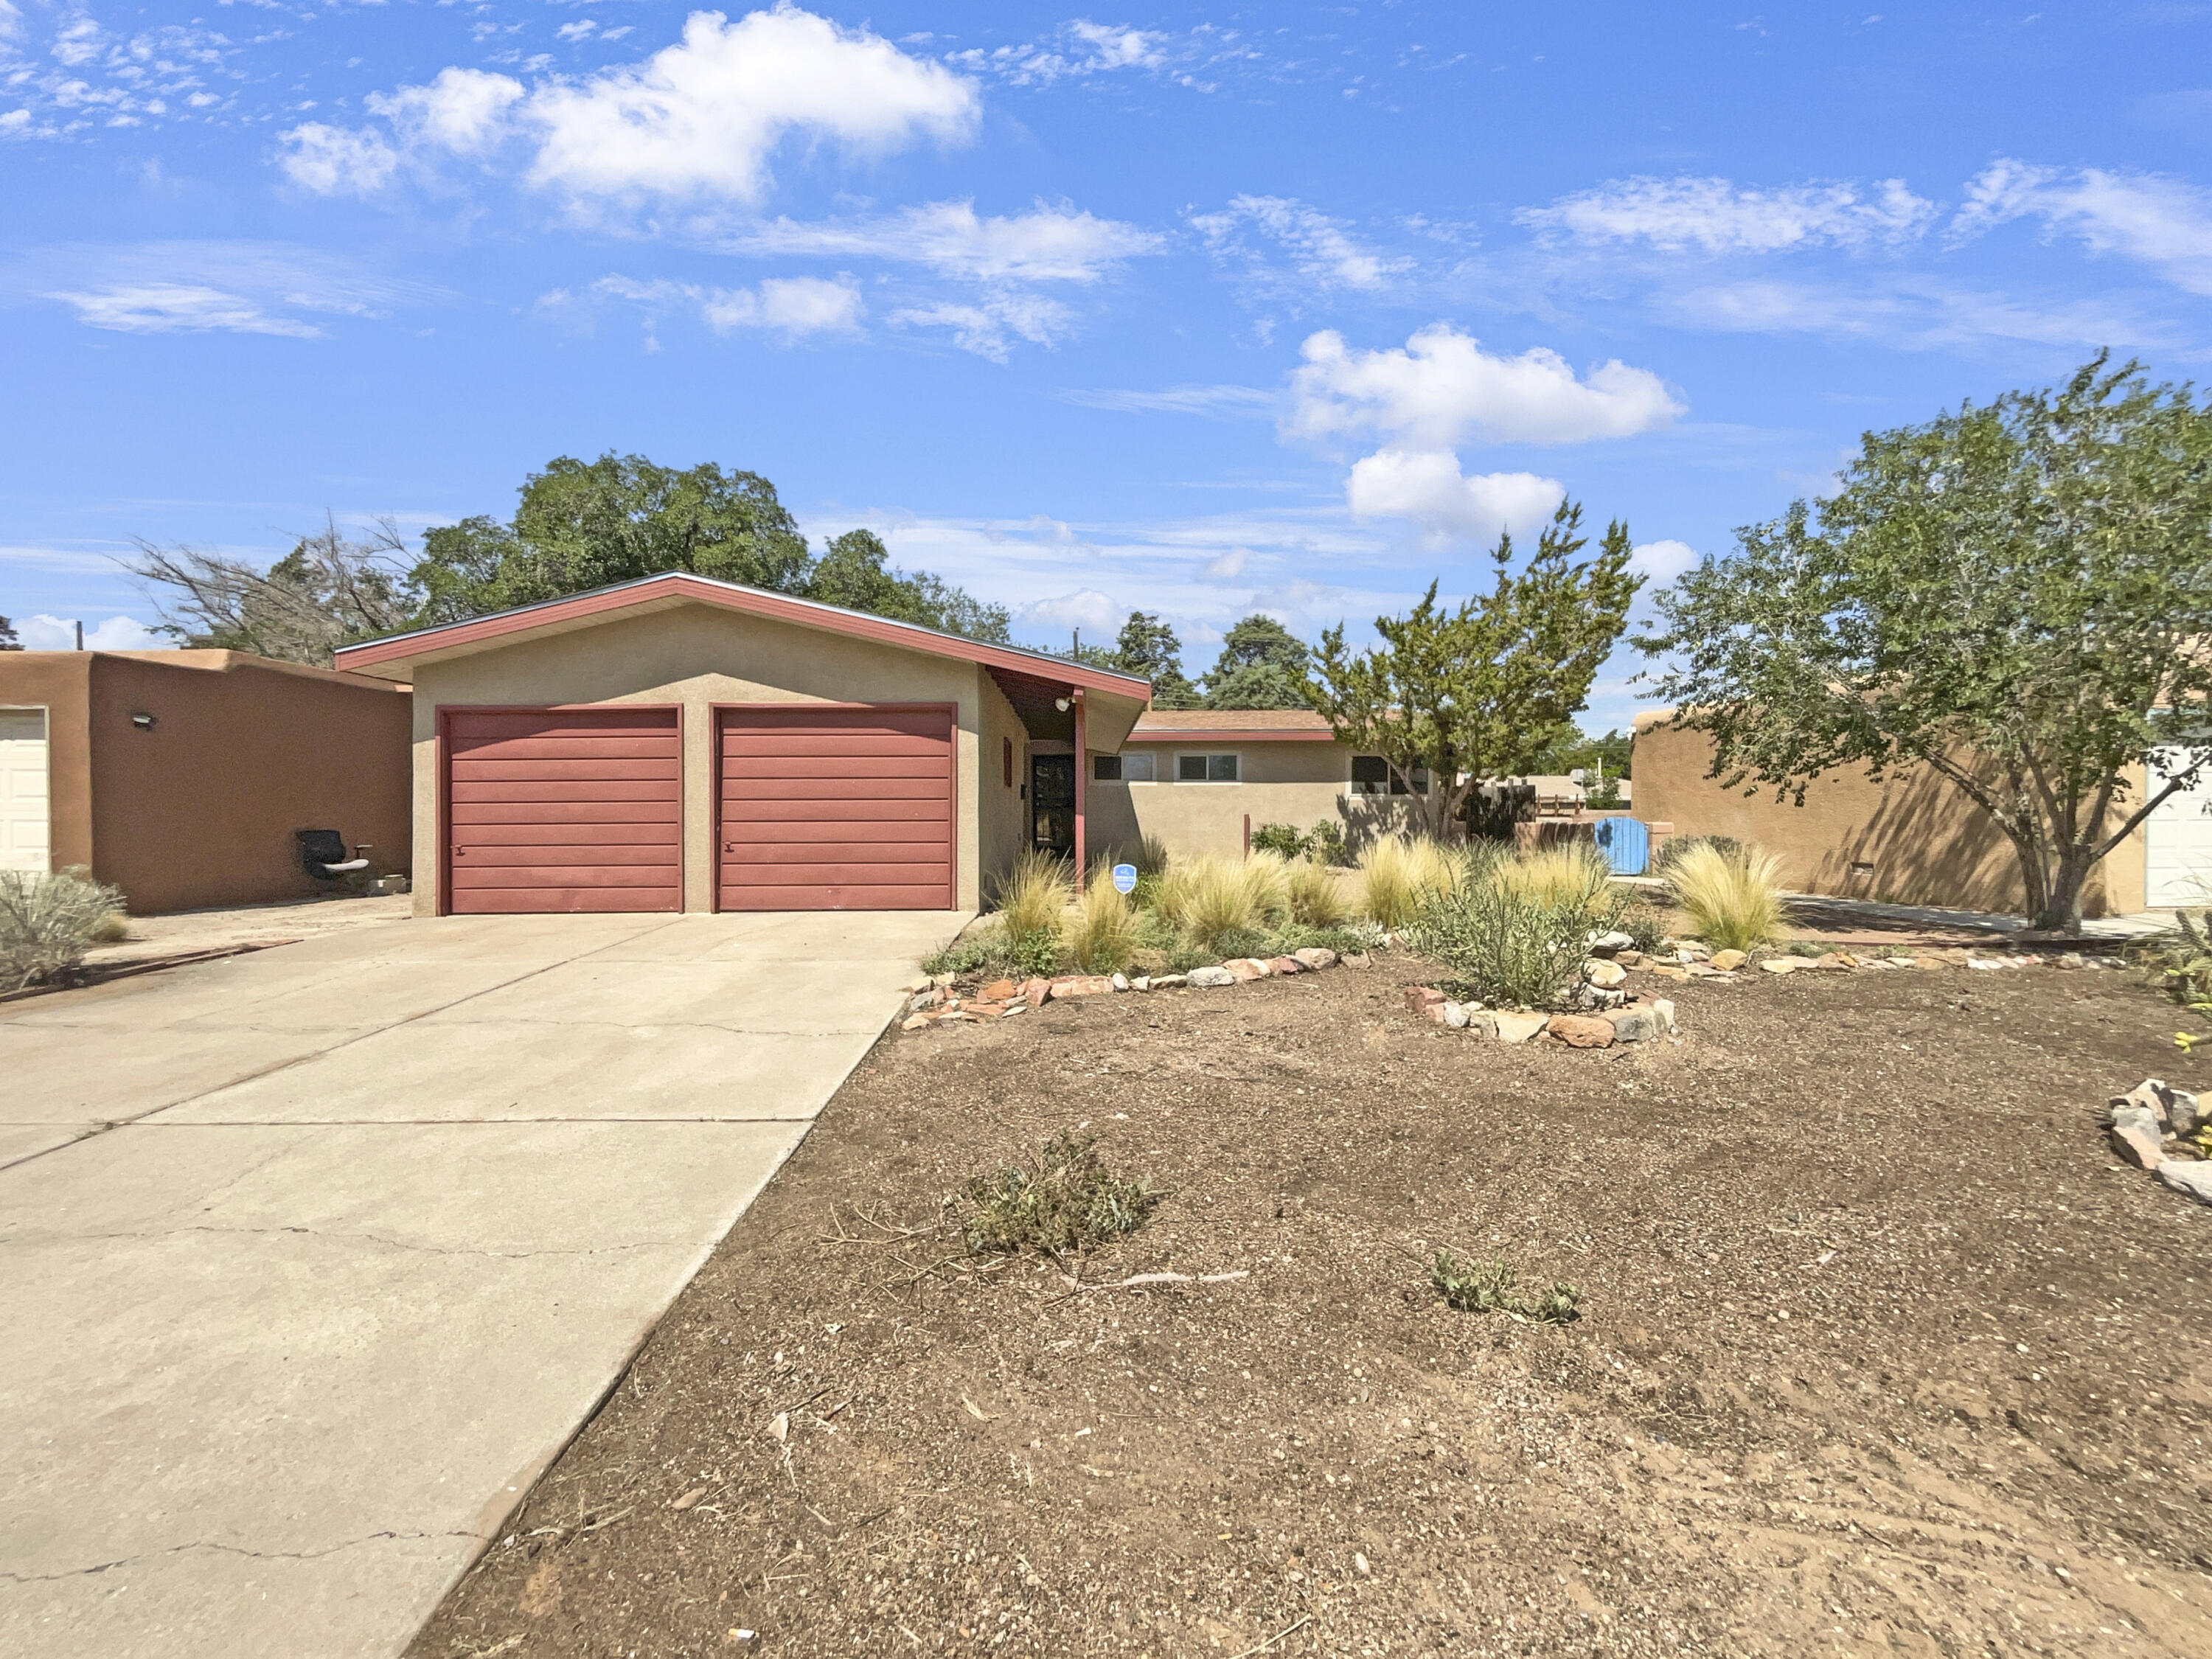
410;959;2212;1658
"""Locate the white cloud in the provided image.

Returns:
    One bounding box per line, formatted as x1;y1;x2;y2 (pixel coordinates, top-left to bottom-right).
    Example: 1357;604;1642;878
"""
0;0;24;44
1192;195;1409;291
1202;546;1248;579
1517;175;1937;252
733;199;1161;282
563;273;865;340
1954;159;2212;298
948;20;1169;86
15;613;162;650
42;282;325;337
1629;539;1700;583
277;122;400;195
1059;383;1274;420
279;7;979;212
1344;451;1565;544
1287;324;1683;451
890;291;1071;361
1018;588;1121;636
1662;276;2166;351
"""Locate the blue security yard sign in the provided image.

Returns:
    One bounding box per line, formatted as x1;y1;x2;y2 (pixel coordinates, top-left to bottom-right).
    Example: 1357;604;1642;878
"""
1111;863;1138;894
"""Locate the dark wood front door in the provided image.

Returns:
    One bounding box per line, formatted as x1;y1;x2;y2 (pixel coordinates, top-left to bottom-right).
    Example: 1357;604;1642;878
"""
1030;754;1074;856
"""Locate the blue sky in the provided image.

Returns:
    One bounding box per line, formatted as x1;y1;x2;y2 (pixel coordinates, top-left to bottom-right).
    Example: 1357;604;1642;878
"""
4;1;2209;731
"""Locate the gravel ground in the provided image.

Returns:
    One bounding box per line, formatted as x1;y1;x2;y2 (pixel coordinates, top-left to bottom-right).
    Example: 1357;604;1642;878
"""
409;953;2212;1659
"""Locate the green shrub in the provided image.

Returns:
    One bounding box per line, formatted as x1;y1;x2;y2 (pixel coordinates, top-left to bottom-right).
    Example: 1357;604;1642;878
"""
1429;1248;1582;1324
0;866;128;990
1251;818;1349;866
2151;909;2212;1020
1405;848;1626;1008
1666;841;1786;953
962;1133;1162;1258
922;918;1062;981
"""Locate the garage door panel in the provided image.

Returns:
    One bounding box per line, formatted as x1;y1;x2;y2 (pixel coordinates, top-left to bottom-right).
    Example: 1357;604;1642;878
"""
717;706;953;912
446;709;681;914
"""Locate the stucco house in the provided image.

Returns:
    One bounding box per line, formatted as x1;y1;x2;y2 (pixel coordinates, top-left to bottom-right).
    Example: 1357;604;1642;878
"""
332;572;1152;916
0;649;411;913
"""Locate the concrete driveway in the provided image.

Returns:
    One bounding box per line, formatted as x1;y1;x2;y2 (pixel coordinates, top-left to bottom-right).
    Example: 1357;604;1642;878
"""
0;908;965;1659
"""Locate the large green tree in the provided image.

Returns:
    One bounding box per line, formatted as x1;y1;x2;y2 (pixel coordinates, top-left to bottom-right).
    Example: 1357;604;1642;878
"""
1203;615;1312;709
807;529;1011;642
1640;356;2212;933
1074;611;1201;706
1311;501;1641;839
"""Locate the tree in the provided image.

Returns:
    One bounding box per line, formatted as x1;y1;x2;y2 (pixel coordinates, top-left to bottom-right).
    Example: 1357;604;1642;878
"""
1531;725;1632;781
1079;611;1201;706
124;518;418;667
1310;501;1641;839
1203;615;1313;709
1639;355;2212;933
0;616;20;651
807;529;1011;643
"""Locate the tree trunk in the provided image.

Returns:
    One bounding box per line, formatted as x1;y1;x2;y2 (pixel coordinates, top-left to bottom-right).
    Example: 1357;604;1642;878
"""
2030;843;2098;934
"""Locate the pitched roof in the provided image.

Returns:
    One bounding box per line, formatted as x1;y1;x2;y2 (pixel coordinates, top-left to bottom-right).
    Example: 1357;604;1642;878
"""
1127;708;1336;742
330;571;1153;700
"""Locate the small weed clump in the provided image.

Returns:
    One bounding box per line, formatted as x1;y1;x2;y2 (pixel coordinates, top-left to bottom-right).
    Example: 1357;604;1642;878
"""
1618;901;1670;953
1;866;128;990
1429;1248;1582;1324
961;1133;1162;1258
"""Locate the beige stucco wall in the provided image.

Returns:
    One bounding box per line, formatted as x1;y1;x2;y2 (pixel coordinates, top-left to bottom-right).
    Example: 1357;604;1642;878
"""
1632;717;2149;917
407;604;987;915
975;670;1030;897
1088;740;1418;861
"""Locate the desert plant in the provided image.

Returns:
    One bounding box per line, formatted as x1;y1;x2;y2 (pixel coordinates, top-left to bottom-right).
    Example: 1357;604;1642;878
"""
1354;835;1464;929
1666;841;1787;953
2151;909;2212;1020
1284;858;1352;927
1153;852;1290;954
1429;1248;1582;1324
962;1133;1162;1258
992;848;1074;943
1064;869;1144;973
1651;833;1745;876
921;919;1062;981
0;866;129;990
1618;902;1669;953
1492;842;1618;921
1405;852;1627;1008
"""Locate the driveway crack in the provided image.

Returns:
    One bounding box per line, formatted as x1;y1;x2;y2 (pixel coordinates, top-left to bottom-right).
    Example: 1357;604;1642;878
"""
0;1529;482;1583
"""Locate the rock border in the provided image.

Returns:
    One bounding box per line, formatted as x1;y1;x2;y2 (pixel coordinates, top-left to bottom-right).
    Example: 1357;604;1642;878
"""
900;944;1374;1032
2100;1078;2212;1206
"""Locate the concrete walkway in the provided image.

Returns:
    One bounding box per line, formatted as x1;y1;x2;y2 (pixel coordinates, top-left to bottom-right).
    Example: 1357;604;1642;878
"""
0;908;965;1659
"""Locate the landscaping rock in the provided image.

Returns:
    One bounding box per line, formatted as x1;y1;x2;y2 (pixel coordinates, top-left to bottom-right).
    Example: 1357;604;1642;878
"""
1186;965;1237;988
1267;956;1304;975
1492;1011;1548;1044
1223;958;1273;982
1422;1000;1454;1025
1020;978;1052;1009
1404;985;1447;1015
1583;958;1627;988
1809;953;1856;971
1615;949;1646;967
1049;975;1114;999
980;978;1018;1001
1441;1001;1470;1029
1710;949;1747;972
900;1013;932;1032
1151;973;1188;989
1343;953;1372;969
2110;1105;2166;1169
1587;931;1635;956
1110;972;1131;992
1651;964;1691;982
1586;987;1627;1009
931;973;956;987
1293;947;1338;970
1548;1014;1615;1048
1464;1009;1500;1038
1760;959;1798;974
2168;1088;2204;1137
902;975;933;995
1129;975;1151;992
2156;1161;2212;1206
908;988;944;1012
2055;952;2084;969
1912;956;1948;970
1604;1005;1663;1042
2111;1079;2171;1128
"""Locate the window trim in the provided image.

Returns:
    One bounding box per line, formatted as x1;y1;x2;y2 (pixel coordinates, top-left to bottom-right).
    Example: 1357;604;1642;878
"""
1175;751;1242;784
1349;754;1430;795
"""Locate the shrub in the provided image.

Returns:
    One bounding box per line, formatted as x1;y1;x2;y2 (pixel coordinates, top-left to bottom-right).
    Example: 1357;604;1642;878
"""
1406;849;1626;1009
1652;833;1745;875
1666;841;1786;953
1618;901;1669;953
0;866;128;990
922;919;1062;981
2150;909;2212;1020
962;1133;1161;1258
1429;1248;1582;1324
1354;835;1464;929
1154;852;1289;955
992;849;1073;943
1064;869;1144;973
1253;818;1350;866
1284;858;1352;927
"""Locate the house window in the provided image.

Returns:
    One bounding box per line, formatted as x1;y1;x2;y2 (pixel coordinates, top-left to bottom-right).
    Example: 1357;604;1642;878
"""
1352;754;1429;795
1093;752;1156;782
1178;753;1240;782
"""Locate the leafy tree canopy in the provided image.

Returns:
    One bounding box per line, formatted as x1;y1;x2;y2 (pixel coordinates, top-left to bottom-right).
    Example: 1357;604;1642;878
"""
1201;615;1314;709
1639;355;2212;932
807;529;1011;643
0;615;20;650
1065;611;1202;706
1531;725;1632;781
1311;500;1641;839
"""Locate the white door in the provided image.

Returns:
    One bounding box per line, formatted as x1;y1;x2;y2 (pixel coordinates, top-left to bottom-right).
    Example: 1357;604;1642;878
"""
2146;748;2212;909
0;707;51;873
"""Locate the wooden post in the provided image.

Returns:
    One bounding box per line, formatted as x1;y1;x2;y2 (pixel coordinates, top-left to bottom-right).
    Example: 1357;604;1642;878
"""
1242;814;1251;858
1072;689;1088;877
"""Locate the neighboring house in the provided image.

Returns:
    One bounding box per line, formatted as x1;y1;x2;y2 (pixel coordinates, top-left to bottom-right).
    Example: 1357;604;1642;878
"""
0;650;411;914
332;572;1151;916
1085;709;1423;860
1631;710;2211;916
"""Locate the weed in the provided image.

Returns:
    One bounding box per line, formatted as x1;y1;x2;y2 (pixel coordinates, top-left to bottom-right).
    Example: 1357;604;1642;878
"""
961;1133;1163;1258
0;866;129;990
2152;910;2212;1020
1065;870;1144;973
1666;841;1787;953
922;920;1062;981
1355;835;1464;929
1429;1248;1582;1324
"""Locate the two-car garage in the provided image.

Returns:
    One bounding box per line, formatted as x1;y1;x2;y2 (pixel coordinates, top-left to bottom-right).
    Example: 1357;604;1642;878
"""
446;704;956;915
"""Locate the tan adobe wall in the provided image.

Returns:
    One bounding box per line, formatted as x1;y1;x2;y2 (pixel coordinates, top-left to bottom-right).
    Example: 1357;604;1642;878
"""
1632;717;2148;917
975;670;1029;897
0;653;94;874
1088;739;1419;861
75;652;411;914
408;604;987;914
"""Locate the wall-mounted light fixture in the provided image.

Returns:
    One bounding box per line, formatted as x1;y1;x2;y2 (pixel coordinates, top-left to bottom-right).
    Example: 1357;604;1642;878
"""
130;712;156;731
1053;697;1071;712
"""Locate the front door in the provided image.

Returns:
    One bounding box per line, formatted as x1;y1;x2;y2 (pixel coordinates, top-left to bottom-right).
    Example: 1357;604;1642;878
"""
1031;754;1074;856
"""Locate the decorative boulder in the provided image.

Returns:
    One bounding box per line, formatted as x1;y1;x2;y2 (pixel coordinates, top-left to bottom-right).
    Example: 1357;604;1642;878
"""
1441;1001;1470;1029
980;978;1019;1001
1709;949;1747;972
2110;1105;2166;1169
1761;959;1798;975
1267;956;1304;975
1547;1014;1615;1048
1186;965;1237;987
1604;1005;1663;1042
1404;986;1447;1015
1293;947;1338;970
1492;1011;1548;1044
1583;959;1628;989
2157;1161;2212;1206
1587;931;1635;956
1222;958;1273;982
1048;975;1114;999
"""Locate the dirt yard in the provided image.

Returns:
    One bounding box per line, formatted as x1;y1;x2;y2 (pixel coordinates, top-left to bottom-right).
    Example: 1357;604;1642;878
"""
410;955;2212;1659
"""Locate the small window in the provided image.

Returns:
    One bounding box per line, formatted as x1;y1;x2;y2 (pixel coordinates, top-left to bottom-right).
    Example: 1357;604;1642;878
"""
1178;752;1239;782
1123;751;1155;782
1093;754;1122;781
1351;754;1429;795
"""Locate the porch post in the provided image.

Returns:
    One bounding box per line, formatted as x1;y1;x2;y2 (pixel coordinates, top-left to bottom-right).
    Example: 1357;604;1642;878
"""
1072;689;1088;877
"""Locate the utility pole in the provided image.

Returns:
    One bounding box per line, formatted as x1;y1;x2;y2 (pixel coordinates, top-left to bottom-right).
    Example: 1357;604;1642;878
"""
73;620;83;651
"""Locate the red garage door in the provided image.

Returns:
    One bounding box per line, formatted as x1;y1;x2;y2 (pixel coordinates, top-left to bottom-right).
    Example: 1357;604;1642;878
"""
717;706;955;911
445;708;682;914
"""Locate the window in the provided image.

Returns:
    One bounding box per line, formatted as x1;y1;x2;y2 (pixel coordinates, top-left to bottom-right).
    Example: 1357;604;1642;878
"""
1351;754;1429;795
1094;752;1154;782
1177;752;1240;782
